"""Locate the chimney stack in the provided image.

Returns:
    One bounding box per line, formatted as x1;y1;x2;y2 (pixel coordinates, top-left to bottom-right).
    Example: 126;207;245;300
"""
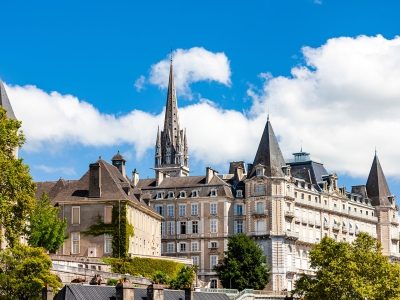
184;287;194;300
89;162;101;198
116;282;135;300
132;169;139;187
206;167;213;184
147;283;164;300
156;170;164;186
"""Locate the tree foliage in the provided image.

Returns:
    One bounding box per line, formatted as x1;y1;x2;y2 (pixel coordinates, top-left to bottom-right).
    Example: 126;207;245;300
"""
25;192;68;252
82;202;134;258
169;265;196;290
214;233;270;290
0;107;36;247
152;271;171;285
0;244;61;300
293;232;400;300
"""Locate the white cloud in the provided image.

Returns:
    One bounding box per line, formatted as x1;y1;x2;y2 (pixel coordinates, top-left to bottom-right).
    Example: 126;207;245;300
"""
148;47;231;98
134;75;146;91
34;165;76;176
6;35;400;181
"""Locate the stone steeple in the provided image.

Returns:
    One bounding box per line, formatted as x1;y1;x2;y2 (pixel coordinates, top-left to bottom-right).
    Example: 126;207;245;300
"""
154;60;189;177
249;118;286;178
366;152;393;206
0;78;16;120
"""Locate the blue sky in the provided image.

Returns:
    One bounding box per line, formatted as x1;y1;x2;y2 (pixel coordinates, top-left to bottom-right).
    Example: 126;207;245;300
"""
1;0;399;201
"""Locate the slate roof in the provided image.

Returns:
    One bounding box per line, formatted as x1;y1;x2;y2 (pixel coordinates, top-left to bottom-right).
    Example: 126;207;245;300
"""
249;119;286;178
0;78;16;119
137;175;234;199
112;151;126;162
288;161;329;191
54;285;231;300
366;154;392;206
36;159;157;215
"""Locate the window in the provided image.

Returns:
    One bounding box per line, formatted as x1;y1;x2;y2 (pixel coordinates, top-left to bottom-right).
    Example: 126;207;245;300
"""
191;204;198;216
179;243;187;252
308;195;311;201
210;189;217;197
301;193;304;200
286;220;291;231
156;192;163;199
210;220;217;233
236;204;243;215
104;234;112;253
256;184;264;195
210;203;217;215
192;221;199;234
342;204;345;210
334;202;337;208
72;233;80;254
104;206;112;223
168;191;174;198
315;196;318;203
236;190;243;198
168;205;174;217
72;206;80;224
354;208;357;212
235;220;243;233
179;205;186;217
192;256;199;266
210;256;218;269
156;205;165;217
192;190;198;197
167;243;174;253
210;279;218;288
180;191;186;198
366;211;369;216
294;192;298;198
324;199;327;205
180;222;186;234
256;168;263;176
161;222;165;235
167;221;175;235
256;202;264;213
360;209;363;215
192;242;199;251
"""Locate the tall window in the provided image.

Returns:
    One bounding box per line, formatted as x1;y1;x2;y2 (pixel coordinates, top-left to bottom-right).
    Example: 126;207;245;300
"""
180;222;186;234
161;222;165;235
168;205;174;217
179;205;186;217
210;203;217;215
168;221;175;235
236;204;243;215
210;220;217;233
167;243;174;253
192;256;199;266
104;234;112;253
72;206;80;224
72;233;80;254
210;256;218;269
104;206;112;223
192;221;199;234
156;205;164;217
191;204;198;216
235;220;243;233
192;242;199;251
179;243;187;252
256;202;264;213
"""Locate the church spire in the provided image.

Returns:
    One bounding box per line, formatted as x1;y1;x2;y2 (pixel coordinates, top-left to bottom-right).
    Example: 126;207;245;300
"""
0;78;16;120
249;118;286;178
366;152;392;206
154;58;189;177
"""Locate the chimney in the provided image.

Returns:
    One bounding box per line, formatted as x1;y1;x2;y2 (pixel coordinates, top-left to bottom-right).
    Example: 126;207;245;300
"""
156;170;164;186
132;169;139;187
147;283;164;300
42;285;53;300
206;167;213;184
116;282;135;300
184;287;194;300
89;162;101;198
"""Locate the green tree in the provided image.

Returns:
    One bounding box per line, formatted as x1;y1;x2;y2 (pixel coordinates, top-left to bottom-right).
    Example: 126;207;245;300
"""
169;265;196;290
25;192;68;252
214;233;270;290
152;271;171;285
0;244;61;300
292;232;400;300
0;107;36;247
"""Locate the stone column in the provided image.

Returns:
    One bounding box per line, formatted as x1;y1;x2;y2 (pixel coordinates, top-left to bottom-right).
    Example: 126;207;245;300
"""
116;282;134;300
147;284;165;300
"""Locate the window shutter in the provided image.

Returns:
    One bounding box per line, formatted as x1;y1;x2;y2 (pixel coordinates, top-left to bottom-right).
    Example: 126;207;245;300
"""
243;221;245;233
177;243;180;252
198;221;202;234
208;242;211;248
177;221;181;234
187;221;192;234
234;221;237;234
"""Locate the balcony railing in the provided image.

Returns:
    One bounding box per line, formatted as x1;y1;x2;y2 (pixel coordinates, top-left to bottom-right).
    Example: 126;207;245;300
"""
342;226;348;232
301;217;308;224
308;219;315;226
285;210;295;218
251;210;268;217
284;231;299;240
248;230;271;237
298;236;315;244
315;220;321;227
333;224;340;230
324;222;329;229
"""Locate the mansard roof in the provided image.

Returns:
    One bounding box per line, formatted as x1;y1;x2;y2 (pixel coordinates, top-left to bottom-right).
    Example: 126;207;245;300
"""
0;78;16;119
288;161;328;191
249;119;286;178
366;153;392;206
36;159;158;215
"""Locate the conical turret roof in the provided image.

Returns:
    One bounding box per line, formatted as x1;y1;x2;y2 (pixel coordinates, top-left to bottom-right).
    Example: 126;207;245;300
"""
0;78;16;119
366;153;392;206
250;119;286;177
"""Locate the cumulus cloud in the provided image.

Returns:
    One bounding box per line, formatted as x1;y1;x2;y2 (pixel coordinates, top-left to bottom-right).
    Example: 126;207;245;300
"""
148;47;231;98
6;35;400;180
134;75;146;91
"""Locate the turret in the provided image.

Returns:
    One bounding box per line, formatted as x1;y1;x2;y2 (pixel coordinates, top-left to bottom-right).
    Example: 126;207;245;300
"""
111;151;126;177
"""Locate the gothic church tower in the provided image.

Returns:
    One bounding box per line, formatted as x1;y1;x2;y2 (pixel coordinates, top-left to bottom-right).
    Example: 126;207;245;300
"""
154;59;189;177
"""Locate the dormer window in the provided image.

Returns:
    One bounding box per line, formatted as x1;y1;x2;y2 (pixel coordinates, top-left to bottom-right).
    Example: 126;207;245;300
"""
210;189;217;197
168;191;174;198
180;191;186;198
236;190;243;198
191;190;199;198
156;192;163;199
256;168;264;176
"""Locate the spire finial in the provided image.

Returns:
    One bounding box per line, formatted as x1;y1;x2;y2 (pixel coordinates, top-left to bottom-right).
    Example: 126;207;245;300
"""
267;109;269;121
375;147;377;156
301;140;302;152
170;46;173;62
